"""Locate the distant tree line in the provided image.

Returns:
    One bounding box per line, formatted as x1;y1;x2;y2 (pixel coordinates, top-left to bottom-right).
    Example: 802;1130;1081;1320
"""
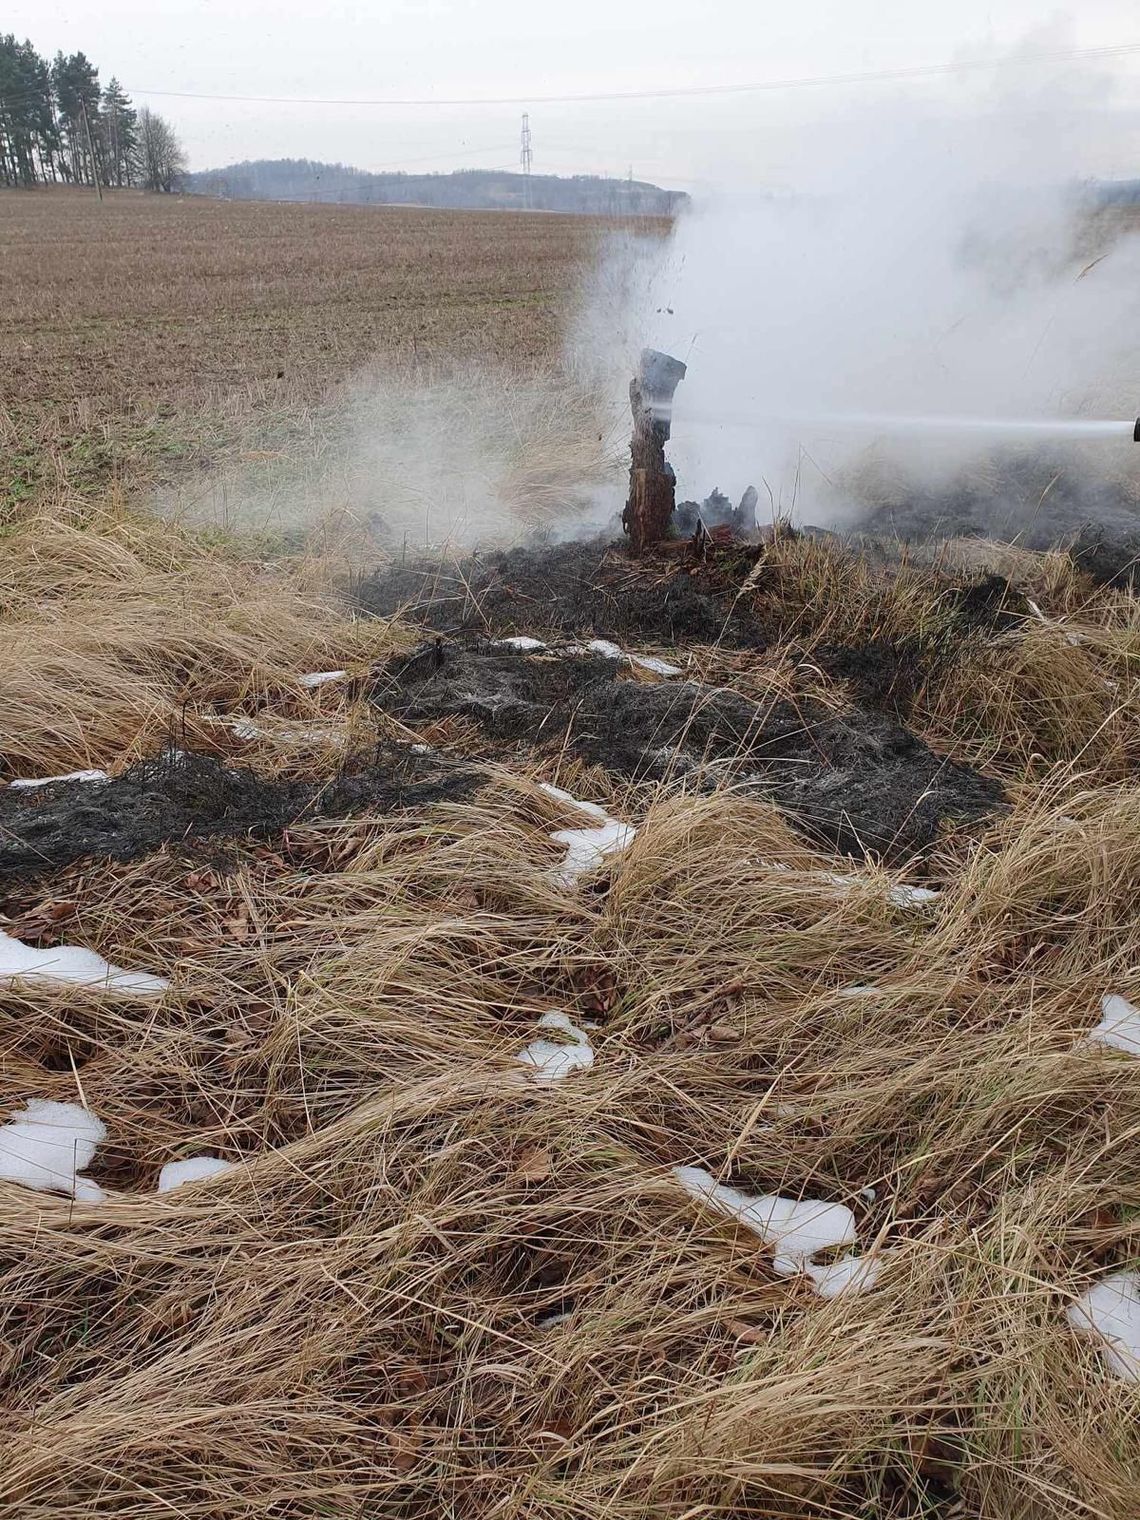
187;158;689;216
0;36;185;191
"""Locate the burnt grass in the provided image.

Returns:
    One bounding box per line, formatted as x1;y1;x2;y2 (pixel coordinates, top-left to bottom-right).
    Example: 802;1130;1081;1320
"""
0;748;483;882
355;538;1023;713
372;641;1002;863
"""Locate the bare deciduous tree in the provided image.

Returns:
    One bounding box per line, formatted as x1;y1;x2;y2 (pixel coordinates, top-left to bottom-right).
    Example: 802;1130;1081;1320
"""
136;105;186;193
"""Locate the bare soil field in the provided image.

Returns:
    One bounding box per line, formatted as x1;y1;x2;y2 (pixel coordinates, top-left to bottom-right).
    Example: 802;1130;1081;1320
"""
0;188;625;508
2;189;1140;1520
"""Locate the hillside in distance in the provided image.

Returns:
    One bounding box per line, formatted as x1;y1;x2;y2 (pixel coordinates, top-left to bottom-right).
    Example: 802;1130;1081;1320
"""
185;157;688;215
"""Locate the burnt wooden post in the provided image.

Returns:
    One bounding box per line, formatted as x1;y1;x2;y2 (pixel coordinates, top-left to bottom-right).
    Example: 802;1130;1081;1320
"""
623;347;687;554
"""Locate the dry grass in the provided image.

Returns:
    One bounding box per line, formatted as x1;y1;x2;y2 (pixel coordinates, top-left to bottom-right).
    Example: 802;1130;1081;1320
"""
1;775;1139;1517
0;498;405;778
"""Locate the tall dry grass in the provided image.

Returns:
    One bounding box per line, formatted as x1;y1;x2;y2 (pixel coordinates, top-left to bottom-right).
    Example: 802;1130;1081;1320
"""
1;778;1138;1517
0;498;403;777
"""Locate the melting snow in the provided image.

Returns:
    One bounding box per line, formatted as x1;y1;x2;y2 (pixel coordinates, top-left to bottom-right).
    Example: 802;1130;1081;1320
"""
226;716;343;746
819;872;939;909
495;633;682;677
887;884;940;907
536;1309;574;1329
577;638;681;677
158;1155;237;1193
0;930;168;998
551;819;636;886
1067;1270;1140;1381
630;653;683;677
538;782;636;886
673;1165;856;1277
8;769;111;790
0;1099;106;1202
1088;994;1140;1057
517;1012;594;1083
804;1251;886;1298
297;670;346;688
583;637;623;659
538;781;610;821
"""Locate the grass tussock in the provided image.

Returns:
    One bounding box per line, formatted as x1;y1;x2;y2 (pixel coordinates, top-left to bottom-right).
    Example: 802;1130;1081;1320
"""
0;500;406;777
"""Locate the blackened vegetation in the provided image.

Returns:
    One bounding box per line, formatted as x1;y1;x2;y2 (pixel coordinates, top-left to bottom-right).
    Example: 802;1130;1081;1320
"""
355;539;1023;711
1068;525;1140;589
356;539;747;648
373;642;1001;862
623;348;687;554
0;749;482;882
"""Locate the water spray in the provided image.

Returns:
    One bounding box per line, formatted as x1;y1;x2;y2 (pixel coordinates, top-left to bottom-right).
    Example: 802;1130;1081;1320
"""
663;407;1140;444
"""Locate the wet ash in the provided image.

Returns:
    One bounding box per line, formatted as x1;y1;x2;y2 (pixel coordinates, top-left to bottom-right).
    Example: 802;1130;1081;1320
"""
0;748;483;882
373;642;1002;862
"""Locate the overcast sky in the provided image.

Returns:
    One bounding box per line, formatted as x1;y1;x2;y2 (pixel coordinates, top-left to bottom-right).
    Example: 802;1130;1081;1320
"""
8;1;1140;186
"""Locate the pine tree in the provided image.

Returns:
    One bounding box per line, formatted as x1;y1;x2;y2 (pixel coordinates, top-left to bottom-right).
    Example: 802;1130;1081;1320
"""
51;50;102;186
0;36;57;186
100;77;136;187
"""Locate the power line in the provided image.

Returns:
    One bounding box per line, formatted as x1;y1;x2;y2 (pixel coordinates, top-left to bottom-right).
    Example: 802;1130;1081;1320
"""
519;111;532;208
3;39;1139;117
22;39;1136;111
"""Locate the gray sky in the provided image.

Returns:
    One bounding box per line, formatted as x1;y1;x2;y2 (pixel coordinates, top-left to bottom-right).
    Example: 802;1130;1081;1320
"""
9;1;1140;185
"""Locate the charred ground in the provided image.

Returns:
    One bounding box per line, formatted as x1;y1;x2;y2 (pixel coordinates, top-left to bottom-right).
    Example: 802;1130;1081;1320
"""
0;748;483;882
372;639;1001;861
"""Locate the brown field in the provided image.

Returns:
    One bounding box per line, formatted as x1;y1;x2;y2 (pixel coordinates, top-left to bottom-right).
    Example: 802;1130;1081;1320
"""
0;188;637;508
2;187;1140;1520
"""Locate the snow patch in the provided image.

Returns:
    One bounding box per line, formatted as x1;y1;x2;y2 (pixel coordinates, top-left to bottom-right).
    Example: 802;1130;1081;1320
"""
518;1012;594;1083
887;884;940;908
673;1164;857;1277
538;781;610;822
0;1099;106;1202
1088;994;1140;1057
538;781;636;886
158;1155;238;1193
495;633;682;677
8;769;111;790
804;1251;887;1298
630;653;683;677
572;638;682;677
297;670;347;688
536;1309;574;1329
581;637;623;659
818;872;939;909
0;930;168;998
1067;1270;1140;1381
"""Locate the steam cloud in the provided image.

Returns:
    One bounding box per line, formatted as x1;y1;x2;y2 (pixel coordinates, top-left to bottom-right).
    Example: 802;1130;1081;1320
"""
595;44;1140;533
